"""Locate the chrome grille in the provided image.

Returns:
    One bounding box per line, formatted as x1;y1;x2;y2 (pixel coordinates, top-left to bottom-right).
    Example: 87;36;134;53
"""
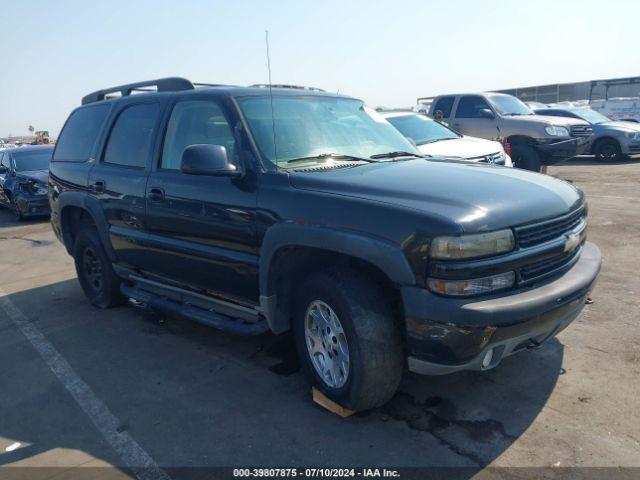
515;207;586;248
468;151;504;165
520;248;581;283
570;125;593;137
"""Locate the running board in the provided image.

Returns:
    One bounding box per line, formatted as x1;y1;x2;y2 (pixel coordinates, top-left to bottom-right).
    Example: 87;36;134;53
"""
121;283;269;336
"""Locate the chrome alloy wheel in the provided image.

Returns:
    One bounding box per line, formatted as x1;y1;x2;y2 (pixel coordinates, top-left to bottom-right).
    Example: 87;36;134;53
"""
304;300;350;389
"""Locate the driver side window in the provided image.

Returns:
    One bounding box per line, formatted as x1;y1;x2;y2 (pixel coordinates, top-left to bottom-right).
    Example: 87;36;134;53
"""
161;100;236;170
456;96;492;119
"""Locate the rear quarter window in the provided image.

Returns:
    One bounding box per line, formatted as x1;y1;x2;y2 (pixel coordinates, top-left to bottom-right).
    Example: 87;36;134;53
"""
53;104;110;162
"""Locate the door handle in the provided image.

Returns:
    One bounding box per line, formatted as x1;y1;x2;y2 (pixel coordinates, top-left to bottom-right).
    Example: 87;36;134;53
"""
148;187;165;202
91;180;105;193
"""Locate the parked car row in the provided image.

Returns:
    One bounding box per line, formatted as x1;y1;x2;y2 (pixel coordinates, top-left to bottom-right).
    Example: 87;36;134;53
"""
45;77;601;411
418;92;594;170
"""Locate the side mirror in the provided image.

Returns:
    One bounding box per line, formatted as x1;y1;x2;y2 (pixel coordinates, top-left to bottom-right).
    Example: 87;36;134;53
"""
0;166;6;174
180;144;241;176
479;108;495;119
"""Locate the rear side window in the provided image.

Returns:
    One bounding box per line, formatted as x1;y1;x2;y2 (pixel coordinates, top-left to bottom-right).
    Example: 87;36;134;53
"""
103;103;160;168
433;96;455;118
53;104;110;162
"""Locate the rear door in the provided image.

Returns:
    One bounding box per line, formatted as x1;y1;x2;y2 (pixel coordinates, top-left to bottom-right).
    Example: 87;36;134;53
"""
431;96;456;121
89;101;164;269
142;97;259;306
450;95;500;139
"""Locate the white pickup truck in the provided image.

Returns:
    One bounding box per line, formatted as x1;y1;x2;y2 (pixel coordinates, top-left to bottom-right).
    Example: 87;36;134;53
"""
590;97;640;123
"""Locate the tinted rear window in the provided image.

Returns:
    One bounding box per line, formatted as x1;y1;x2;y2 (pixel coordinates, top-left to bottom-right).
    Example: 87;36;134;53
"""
103;103;160;168
53;104;110;162
433;96;455;118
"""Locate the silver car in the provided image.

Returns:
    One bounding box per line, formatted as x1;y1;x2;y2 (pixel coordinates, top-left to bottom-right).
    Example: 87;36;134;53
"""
534;106;640;161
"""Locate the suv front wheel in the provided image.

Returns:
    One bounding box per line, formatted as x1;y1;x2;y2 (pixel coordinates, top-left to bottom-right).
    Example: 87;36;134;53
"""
293;267;403;411
72;228;125;309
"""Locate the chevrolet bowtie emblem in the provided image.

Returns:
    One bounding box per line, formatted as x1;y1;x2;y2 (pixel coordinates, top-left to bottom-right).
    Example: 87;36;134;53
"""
564;232;581;253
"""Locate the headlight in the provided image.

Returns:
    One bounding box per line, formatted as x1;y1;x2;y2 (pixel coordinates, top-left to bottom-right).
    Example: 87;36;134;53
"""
430;229;515;260
427;271;516;297
20;181;48;195
545;125;570;137
623;131;640;140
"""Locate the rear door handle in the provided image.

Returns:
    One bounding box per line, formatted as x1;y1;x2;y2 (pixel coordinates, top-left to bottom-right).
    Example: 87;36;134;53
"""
91;180;105;193
148;187;165;202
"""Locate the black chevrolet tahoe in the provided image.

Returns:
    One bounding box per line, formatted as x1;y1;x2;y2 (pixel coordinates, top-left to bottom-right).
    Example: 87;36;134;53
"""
49;78;602;411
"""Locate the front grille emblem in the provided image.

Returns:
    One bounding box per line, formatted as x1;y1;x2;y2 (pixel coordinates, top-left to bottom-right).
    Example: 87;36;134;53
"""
564;232;581;253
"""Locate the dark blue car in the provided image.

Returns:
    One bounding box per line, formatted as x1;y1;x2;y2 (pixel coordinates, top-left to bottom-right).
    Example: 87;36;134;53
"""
0;145;53;219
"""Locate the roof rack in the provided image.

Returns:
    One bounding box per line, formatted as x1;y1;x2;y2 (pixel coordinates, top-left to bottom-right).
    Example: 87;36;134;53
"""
249;83;325;92
81;77;195;105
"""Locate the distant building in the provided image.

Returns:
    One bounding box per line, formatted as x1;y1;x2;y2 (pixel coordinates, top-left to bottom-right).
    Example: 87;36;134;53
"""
496;75;640;104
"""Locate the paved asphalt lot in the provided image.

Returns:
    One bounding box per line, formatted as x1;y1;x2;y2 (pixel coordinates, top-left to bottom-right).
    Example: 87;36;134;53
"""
0;158;639;479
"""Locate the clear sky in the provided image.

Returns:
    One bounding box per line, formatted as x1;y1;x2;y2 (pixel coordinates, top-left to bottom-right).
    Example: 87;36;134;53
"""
1;0;639;136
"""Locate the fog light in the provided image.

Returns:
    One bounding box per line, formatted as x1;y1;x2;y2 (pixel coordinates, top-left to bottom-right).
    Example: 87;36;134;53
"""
481;349;494;369
427;271;515;297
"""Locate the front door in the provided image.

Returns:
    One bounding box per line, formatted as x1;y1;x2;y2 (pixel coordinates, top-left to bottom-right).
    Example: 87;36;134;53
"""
89;101;163;269
451;95;500;139
144;98;259;306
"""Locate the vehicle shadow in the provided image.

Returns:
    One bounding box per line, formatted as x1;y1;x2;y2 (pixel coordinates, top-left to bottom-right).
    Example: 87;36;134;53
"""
0;207;50;229
0;279;564;475
561;154;640;167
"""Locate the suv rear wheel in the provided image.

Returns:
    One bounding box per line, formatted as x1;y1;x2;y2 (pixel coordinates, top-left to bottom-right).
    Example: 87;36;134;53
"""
293;267;403;411
72;228;125;308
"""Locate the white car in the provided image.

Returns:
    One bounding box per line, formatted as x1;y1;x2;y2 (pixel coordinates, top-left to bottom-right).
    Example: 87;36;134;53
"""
382;112;512;167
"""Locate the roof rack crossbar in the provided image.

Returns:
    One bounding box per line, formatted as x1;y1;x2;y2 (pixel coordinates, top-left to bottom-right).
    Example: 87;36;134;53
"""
81;77;195;105
249;83;326;92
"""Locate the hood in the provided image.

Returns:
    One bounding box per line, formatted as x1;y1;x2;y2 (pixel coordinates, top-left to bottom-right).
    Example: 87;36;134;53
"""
16;170;49;184
509;114;588;127
418;136;501;159
289;160;582;232
596;121;640;132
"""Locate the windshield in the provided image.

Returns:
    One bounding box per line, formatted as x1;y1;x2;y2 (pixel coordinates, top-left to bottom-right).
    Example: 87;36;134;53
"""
571;108;611;124
487;94;534;116
12;151;52;172
237;95;420;166
386;114;460;145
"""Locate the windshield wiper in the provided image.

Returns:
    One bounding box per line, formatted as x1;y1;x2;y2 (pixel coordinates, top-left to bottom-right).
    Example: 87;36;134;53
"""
417;138;457;145
284;153;376;165
369;151;424;159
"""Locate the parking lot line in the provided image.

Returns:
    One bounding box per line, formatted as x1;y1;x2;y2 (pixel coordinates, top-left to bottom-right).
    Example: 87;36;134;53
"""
0;287;171;480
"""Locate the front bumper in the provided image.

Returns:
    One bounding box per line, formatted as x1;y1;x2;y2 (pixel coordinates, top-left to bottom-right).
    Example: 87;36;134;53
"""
15;194;51;217
535;137;590;165
620;139;640;155
402;242;601;375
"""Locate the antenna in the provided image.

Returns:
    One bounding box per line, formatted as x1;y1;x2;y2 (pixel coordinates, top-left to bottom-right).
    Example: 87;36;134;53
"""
265;30;277;160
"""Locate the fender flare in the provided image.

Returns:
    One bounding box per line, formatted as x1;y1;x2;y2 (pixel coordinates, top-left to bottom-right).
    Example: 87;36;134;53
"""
258;223;416;333
57;192;117;261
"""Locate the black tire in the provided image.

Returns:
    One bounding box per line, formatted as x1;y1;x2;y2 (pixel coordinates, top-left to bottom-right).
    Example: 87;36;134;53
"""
293;267;403;411
510;145;542;171
72;228;125;309
9;196;24;221
593;138;622;162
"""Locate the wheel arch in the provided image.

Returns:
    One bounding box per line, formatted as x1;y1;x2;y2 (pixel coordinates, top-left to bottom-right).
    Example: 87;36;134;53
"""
57;192;116;261
259;224;415;334
590;135;621;155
